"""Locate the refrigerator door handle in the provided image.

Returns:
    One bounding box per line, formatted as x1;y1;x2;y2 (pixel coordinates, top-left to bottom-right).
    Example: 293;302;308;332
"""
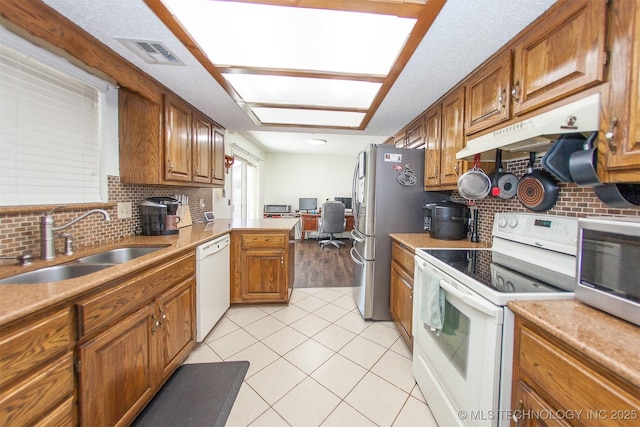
351;229;366;243
350;247;365;266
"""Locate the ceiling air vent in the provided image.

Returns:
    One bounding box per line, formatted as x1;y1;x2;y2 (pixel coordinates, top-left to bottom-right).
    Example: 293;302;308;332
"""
117;38;185;65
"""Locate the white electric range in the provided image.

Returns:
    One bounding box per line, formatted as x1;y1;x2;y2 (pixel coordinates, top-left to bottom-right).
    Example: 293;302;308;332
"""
413;212;578;427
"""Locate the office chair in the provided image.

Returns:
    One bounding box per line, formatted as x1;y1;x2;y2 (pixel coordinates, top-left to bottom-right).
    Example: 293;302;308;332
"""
318;201;346;249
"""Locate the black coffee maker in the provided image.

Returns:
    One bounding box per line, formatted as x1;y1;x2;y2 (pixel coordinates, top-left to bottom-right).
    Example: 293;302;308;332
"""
140;197;180;235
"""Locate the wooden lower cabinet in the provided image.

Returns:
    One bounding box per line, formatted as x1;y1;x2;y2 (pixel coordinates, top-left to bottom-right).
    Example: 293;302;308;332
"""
231;229;295;304
389;241;414;350
512;315;640;427
0;307;75;426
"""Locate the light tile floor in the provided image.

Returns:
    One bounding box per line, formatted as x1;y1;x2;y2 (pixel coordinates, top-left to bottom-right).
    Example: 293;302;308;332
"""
184;287;439;427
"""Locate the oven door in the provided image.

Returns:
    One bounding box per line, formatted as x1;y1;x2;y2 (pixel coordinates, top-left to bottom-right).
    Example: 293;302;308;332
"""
413;256;504;427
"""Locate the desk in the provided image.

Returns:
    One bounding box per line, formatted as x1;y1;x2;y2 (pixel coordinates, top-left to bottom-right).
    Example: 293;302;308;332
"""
300;213;354;240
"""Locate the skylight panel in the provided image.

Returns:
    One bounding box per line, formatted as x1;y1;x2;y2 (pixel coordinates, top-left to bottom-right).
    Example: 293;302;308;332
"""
252;108;365;127
162;0;416;75
222;74;381;108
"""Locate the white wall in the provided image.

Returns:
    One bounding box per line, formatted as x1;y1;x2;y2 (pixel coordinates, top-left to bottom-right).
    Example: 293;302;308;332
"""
262;153;356;211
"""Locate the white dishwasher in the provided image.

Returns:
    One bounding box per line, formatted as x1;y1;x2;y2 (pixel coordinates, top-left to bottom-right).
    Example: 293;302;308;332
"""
195;234;230;342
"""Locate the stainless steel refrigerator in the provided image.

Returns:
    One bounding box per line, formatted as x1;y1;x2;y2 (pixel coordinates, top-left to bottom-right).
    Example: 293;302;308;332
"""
350;144;449;320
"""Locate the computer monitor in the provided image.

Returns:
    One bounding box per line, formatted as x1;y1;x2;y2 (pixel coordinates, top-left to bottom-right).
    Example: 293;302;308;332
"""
334;197;352;210
298;197;317;211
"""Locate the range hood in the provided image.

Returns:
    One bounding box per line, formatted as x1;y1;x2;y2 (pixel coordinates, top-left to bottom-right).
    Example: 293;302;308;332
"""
457;93;600;161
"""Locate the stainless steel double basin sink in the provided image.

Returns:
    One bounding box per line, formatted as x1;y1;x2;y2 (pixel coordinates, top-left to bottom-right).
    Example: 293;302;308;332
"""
0;246;168;285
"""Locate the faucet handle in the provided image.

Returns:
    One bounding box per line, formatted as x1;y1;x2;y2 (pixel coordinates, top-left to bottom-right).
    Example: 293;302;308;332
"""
16;251;33;266
46;205;66;216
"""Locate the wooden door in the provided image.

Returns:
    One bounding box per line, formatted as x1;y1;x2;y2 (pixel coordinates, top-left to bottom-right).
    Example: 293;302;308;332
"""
240;249;286;302
466;52;512;134
440;86;465;187
163;94;192;182
512;0;607;115
511;381;571;427
157;278;196;379
406;117;425;149
78;304;157;427
212;128;225;186
600;0;640;182
423;104;441;188
192;110;213;184
390;260;413;350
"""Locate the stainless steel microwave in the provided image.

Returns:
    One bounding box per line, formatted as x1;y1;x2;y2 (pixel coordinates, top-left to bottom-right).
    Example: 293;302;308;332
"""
576;217;640;327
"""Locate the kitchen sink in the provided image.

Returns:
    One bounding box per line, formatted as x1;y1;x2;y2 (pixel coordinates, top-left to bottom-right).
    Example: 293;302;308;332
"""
0;264;114;285
75;246;168;264
0;246;169;284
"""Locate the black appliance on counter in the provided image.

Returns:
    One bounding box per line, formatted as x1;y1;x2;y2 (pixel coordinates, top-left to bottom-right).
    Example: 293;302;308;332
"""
140;197;180;235
423;201;469;240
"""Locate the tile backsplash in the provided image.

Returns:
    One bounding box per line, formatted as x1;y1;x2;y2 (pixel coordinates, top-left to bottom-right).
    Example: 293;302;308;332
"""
452;159;640;244
0;176;213;260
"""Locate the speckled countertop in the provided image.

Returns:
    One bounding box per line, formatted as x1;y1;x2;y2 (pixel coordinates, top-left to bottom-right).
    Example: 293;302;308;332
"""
508;299;640;390
0;218;299;327
389;233;491;251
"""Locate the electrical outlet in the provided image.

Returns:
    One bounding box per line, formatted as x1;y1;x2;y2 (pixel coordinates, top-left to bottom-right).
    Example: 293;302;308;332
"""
199;199;205;209
117;202;132;219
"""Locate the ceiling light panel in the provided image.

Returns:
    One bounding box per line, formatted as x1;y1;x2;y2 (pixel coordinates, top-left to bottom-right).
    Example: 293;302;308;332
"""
252;108;365;127
222;74;381;108
162;0;416;75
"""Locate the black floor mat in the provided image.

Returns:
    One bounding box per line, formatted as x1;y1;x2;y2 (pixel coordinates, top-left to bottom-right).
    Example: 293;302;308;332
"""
132;361;249;427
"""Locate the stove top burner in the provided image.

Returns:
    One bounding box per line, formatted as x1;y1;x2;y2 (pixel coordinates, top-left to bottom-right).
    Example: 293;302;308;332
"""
421;248;564;294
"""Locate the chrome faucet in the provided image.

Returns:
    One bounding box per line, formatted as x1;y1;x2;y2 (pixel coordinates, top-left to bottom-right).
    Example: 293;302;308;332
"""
40;206;111;260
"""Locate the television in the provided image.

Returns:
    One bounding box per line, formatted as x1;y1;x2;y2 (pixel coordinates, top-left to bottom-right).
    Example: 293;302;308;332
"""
334;197;352;210
298;197;317;211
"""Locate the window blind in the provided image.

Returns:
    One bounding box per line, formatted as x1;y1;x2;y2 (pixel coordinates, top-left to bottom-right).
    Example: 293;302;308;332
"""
0;30;109;206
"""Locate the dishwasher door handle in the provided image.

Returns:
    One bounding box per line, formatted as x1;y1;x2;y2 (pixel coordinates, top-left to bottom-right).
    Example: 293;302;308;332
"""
199;236;230;257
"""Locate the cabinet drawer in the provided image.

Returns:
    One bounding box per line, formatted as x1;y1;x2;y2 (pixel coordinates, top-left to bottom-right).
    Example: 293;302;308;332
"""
0;307;73;388
241;233;285;249
77;251;194;338
0;352;74;427
33;396;74;427
518;324;640;423
391;241;415;275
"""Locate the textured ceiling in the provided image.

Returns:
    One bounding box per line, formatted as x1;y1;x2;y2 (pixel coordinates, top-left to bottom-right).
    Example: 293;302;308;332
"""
41;0;557;156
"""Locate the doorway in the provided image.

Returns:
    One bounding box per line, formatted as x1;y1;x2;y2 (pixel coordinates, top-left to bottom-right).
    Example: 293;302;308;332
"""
230;156;258;220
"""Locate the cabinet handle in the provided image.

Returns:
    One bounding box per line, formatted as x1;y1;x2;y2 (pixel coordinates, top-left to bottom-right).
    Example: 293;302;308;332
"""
194;165;199;175
433;167;438;178
281;256;284;266
168;159;174;173
512;399;524;424
159;307;167;325
605;117;618;154
151;314;160;335
497;87;506;110
511;81;520;103
454;162;459;175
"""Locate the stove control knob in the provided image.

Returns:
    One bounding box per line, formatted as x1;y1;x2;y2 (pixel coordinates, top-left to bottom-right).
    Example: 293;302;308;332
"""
496;276;505;290
498;218;508;228
505;281;515;292
508;218;518;228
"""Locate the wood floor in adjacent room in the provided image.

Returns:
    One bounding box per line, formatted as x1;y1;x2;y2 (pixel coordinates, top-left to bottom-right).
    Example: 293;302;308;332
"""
294;238;353;288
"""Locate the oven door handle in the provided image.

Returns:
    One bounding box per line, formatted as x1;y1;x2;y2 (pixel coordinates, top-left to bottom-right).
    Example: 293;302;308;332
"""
438;279;503;320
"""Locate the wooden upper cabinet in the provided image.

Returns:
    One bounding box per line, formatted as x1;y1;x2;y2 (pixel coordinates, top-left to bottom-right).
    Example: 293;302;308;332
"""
164;93;192;182
406;117;426;149
424;103;442;188
599;0;640;182
511;0;607;115
440;86;466;187
192;110;213;184
212;129;225;185
465;52;512;135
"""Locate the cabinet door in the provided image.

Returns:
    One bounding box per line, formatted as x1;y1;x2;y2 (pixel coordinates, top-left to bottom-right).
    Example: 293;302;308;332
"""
78;304;157;427
406;118;425;149
240;249;287;302
466;52;512;134
192;110;213;184
512;380;571;427
118;88;162;184
164;94;192;182
440;86;465;187
512;0;607;115
423;103;441;188
390;260;413;350
601;0;640;182
157;278;196;379
212;128;225;185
